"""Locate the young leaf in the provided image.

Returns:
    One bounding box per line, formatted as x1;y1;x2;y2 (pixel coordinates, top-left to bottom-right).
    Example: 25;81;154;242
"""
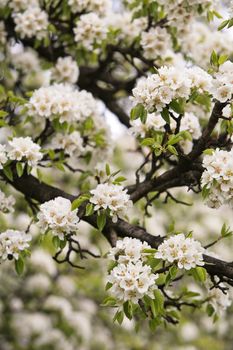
97;211;106;231
15;257;24;275
85;203;94;216
3;165;13;181
16;162;24;178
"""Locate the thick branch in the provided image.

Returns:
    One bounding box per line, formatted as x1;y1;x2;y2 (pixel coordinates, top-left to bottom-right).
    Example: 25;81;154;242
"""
4;171;233;282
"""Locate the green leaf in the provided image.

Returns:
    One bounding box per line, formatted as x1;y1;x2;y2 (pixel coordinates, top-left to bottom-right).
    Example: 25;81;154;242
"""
167;134;183;146
210;50;219;66
105;163;111;176
141;138;155;146
191;267;207;283
113;310;124;325
167;145;178;156
3;165;13;181
52;236;61;249
37;168;43;182
130;103;147;122
170;100;184;114
228;18;233;28
161;108;170;123
218;19;229;31
15;257;24;275
202;184;210;200
165;265;178;285
218;54;228;66
206;303;215;317
101;296;117;306
203;148;214;155
123;301;133;320
71;195;90;210
149;318;160;331
97;211;106;231
0;110;8;118
85;203;94;216
16;162;24;177
55;162;65;172
220;223;233;237
113;176;127;184
151;289;164;317
105;282;113;291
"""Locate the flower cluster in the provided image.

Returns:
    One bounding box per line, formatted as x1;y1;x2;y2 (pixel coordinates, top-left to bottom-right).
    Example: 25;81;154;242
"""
107;237;158;303
37;197;79;240
201;148;233;209
8;137;43;167
132;65;212;113
158;0;214;30
10;48;40;74
155;233;205;270
222;104;233;119
212;61;233;103
73;12;108;51
108;12;147;46
181;22;233;69
90;183;132;222
0;229;31;260
129;112;166;138
208;284;231;314
141;27;172;60
68;0;111;15
130;111;201;148
52;57;79;84
9;0;38;12
179;112;201;139
0;21;6;45
0;190;15;213
50;132;85;157
0;144;7;169
108;237;151;263
13;7;49;39
27;84;100;124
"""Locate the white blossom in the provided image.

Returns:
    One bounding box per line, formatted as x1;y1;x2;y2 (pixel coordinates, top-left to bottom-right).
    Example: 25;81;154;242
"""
68;0;111;15
90;183;132;222
208;285;231;314
229;0;233;18
10;48;40;74
222;104;232;119
0;229;31;260
9;0;39;12
132;65;212;113
0;21;6;45
141;27;172;60
157;0;214;30
8;136;43;166
73;12;108;51
27;84;101;124
106;12;147;45
13;7;49;39
52;56;79;84
201;148;233;209
37;197;79;239
181;21;233;69
129;112;166;138
179;112;201;139
211;61;233;103
50;131;84;157
0;190;15;213
108;237;151;264
0;144;8;169
107;260;158;303
155;233;205;270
